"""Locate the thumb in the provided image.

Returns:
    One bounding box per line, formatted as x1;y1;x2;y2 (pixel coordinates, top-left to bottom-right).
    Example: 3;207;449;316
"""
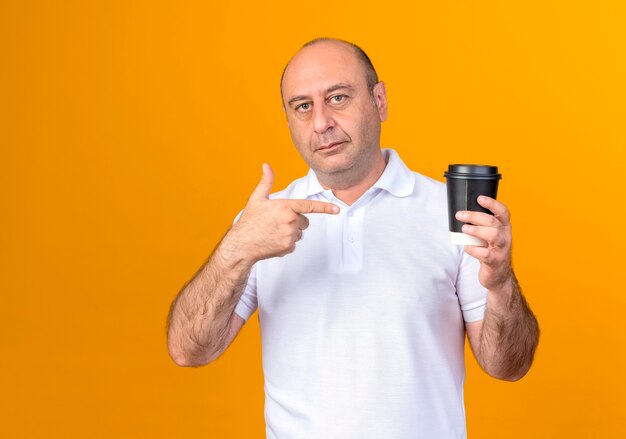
249;163;274;201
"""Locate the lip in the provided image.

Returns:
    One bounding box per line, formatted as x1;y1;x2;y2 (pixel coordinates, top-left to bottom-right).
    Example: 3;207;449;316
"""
317;141;344;152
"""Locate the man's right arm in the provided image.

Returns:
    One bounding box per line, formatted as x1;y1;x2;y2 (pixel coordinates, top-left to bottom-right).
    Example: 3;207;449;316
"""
166;230;254;367
166;163;340;367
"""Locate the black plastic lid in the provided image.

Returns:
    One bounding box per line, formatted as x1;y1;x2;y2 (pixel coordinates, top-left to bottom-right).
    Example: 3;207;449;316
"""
444;164;501;180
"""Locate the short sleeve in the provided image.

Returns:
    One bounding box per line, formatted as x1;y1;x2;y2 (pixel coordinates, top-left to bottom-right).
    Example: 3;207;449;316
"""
234;263;258;322
230;209;258;322
455;249;488;322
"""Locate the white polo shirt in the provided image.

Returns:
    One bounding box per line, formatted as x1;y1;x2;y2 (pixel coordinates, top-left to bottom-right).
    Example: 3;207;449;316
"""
234;148;487;439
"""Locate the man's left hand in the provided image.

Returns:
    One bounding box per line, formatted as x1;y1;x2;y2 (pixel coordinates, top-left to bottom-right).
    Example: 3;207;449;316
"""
455;196;514;292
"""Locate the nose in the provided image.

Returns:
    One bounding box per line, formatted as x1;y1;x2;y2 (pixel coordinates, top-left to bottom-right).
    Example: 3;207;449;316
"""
312;102;335;134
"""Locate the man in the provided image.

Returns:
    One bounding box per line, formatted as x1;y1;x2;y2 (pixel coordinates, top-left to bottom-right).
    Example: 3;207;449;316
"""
167;38;539;438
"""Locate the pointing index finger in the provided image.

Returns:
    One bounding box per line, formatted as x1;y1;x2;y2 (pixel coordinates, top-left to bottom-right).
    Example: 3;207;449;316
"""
288;199;340;215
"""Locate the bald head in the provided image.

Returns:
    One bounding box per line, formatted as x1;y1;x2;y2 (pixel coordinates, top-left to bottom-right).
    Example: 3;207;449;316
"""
280;38;379;104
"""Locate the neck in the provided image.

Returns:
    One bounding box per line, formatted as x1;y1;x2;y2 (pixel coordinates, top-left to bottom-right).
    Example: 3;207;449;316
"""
318;150;387;206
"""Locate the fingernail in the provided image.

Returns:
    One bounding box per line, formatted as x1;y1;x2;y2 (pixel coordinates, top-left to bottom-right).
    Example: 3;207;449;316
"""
462;224;471;233
332;205;340;214
456;211;466;220
477;196;485;203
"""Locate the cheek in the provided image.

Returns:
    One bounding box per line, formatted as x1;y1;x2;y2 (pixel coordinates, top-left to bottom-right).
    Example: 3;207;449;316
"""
288;121;311;149
336;116;362;142
355;109;380;137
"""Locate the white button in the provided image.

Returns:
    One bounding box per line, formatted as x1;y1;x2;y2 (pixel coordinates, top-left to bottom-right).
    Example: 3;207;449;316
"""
348;211;354;217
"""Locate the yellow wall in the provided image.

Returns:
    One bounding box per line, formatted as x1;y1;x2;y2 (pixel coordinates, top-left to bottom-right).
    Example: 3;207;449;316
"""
2;1;625;437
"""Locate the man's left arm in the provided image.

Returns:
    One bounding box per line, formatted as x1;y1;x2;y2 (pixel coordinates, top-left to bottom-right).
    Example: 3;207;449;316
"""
457;196;540;381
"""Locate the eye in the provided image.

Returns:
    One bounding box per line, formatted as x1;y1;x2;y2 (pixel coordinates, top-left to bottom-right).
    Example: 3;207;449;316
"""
295;102;311;112
331;95;345;103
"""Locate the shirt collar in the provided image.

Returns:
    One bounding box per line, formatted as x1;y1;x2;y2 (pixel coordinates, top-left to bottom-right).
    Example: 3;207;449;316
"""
371;148;415;197
303;148;415;198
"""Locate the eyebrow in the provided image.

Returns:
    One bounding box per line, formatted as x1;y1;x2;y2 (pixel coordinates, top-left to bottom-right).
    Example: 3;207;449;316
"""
287;83;354;106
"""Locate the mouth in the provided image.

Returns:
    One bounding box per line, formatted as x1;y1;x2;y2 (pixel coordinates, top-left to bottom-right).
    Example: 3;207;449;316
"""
316;141;345;152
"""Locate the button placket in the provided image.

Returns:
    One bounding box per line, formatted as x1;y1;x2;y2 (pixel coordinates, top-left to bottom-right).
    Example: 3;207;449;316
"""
342;205;364;271
347;208;355;244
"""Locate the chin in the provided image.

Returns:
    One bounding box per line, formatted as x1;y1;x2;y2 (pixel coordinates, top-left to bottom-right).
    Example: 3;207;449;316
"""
312;155;353;172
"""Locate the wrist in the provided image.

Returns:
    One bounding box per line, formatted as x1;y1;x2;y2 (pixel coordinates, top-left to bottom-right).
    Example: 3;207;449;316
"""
219;227;258;268
486;275;517;311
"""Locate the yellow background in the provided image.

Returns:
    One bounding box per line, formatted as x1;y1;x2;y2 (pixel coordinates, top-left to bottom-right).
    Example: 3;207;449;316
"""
2;1;625;437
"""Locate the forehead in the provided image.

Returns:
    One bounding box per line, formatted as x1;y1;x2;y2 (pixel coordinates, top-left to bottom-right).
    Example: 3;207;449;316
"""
282;42;367;99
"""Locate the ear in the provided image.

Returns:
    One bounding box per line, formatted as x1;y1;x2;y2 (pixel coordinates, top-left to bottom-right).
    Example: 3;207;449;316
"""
372;81;388;122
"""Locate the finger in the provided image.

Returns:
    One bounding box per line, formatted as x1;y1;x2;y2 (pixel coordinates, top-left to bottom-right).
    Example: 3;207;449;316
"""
456;210;500;227
461;224;507;248
464;244;508;270
476;196;511;225
296;214;310;230
249;163;274;201
288;199;340;215
463;245;490;262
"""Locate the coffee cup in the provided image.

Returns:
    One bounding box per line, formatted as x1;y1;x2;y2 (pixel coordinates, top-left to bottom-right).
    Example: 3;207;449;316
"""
444;164;502;246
